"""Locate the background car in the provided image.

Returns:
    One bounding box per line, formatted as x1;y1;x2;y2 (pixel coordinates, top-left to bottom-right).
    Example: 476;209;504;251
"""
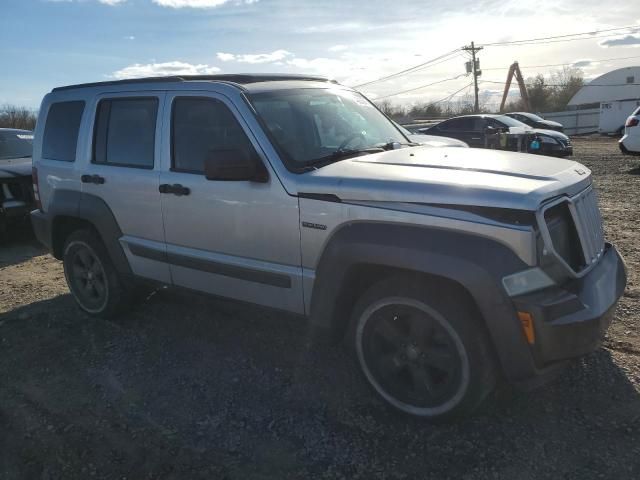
421;114;573;157
619;106;640;155
0;128;35;237
394;122;469;148
504;112;564;132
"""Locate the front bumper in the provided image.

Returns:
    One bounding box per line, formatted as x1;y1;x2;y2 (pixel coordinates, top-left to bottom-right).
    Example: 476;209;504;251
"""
542;144;573;157
509;243;626;386
1;200;31;220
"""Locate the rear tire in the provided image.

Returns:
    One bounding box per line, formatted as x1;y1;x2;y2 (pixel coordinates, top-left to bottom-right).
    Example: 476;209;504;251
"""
62;229;131;318
348;276;496;421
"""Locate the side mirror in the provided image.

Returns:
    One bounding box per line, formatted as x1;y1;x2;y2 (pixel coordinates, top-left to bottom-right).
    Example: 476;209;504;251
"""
204;149;268;183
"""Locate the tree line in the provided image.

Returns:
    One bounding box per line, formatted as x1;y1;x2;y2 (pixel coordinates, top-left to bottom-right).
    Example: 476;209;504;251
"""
375;66;585;121
0;104;38;130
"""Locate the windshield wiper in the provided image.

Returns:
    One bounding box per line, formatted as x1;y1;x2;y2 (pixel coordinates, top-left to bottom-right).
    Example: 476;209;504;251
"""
305;147;385;169
374;141;420;149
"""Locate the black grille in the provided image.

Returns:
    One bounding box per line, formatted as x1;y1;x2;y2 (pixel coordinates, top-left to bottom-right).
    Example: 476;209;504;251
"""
544;202;585;271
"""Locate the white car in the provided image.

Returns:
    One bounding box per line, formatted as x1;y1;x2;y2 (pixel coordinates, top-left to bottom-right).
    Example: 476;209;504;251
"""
620;106;640;155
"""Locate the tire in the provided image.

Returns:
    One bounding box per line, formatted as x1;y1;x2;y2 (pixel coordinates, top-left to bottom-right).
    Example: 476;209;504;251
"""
348;276;497;421
62;229;131;318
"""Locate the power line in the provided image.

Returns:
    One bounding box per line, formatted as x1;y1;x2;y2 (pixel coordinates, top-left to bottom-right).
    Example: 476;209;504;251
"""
482;58;637;71
479;25;639;47
481;54;640;72
353;48;461;88
428;82;474;105
481;79;640;87
375;74;469;100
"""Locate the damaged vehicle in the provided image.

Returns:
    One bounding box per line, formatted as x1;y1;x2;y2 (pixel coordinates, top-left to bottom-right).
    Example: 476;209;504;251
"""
31;75;626;421
0;128;35;236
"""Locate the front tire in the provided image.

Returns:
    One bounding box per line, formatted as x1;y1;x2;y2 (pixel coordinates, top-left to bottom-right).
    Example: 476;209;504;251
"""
63;229;130;318
348;277;496;421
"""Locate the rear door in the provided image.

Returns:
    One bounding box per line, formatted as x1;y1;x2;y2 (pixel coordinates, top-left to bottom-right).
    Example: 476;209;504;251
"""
436;117;484;146
81;92;170;283
158;92;304;314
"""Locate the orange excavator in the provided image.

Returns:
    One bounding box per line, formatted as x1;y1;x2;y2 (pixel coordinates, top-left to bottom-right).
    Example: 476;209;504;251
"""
499;62;531;112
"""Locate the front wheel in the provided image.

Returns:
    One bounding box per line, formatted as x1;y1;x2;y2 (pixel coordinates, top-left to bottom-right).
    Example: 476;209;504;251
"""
348;277;496;421
63;229;131;318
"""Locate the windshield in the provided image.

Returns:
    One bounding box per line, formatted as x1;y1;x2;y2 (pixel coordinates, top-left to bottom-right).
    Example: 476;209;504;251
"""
0;131;33;160
248;88;408;170
495;115;530;128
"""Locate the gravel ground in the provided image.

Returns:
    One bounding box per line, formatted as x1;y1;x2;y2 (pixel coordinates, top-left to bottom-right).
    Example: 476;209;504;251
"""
0;136;639;479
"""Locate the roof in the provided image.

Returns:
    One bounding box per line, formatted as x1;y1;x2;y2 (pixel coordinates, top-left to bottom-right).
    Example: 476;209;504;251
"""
51;73;335;93
0;128;32;134
568;66;640;106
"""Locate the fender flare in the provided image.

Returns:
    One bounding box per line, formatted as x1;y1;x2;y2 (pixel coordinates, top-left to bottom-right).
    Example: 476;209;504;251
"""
309;222;537;381
47;189;132;276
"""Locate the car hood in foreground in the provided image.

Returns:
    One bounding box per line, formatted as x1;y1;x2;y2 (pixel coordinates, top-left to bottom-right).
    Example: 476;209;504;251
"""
295;146;590;211
0;157;32;178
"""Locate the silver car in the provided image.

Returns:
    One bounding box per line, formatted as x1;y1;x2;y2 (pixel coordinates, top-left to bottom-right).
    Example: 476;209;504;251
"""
31;74;626;421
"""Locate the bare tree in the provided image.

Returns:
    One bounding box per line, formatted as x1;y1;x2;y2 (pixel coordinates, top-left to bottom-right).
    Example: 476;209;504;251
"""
0;104;37;130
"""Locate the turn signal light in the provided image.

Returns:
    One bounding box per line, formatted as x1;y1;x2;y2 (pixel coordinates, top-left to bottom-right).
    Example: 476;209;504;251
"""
517;311;535;345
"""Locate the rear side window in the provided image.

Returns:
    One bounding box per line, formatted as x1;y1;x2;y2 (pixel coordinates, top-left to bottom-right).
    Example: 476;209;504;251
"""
171;97;256;174
440;117;474;131
42;101;85;161
93;97;158;168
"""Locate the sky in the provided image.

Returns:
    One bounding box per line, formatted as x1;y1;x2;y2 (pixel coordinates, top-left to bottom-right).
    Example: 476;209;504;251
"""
1;0;639;110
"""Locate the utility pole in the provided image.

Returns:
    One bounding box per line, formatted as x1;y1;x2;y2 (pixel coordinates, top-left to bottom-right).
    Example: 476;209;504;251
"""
462;42;483;113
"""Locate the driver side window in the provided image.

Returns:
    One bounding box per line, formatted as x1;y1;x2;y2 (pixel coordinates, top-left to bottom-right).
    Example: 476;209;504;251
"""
171;97;256;174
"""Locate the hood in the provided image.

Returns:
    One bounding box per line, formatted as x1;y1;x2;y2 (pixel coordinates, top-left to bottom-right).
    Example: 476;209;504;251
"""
508;125;568;140
0;157;32;178
538;119;563;129
295;146;590;211
409;133;469;148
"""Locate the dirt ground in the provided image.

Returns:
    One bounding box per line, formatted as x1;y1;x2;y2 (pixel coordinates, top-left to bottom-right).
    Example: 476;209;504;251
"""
1;136;639;479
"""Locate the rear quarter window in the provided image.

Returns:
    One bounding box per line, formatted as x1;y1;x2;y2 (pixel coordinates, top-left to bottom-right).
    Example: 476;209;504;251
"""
93;97;158;169
42;101;85;162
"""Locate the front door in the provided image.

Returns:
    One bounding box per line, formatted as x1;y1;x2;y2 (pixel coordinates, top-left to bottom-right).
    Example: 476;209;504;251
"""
158;92;304;314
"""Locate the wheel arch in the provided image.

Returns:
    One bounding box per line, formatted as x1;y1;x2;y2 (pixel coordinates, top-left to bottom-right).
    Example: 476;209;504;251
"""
308;222;537;381
48;190;132;276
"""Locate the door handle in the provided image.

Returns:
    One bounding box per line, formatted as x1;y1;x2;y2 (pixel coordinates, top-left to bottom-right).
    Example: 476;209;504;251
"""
159;183;190;196
81;174;105;184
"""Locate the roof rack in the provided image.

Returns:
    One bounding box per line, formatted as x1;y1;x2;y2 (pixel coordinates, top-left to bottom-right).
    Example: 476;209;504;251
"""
51;74;334;92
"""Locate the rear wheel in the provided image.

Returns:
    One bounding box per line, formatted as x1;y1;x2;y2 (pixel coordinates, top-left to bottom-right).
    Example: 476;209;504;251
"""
348;277;496;420
63;229;130;318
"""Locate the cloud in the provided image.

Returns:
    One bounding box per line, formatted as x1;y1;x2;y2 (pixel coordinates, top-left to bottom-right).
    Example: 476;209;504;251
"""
600;34;640;48
572;59;593;68
296;22;368;34
111;61;220;79
152;0;257;8
46;0;126;4
328;45;348;52
216;52;236;62
124;35;136;40
216;49;292;64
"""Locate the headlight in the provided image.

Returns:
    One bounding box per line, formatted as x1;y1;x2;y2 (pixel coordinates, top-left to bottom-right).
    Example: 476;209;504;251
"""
502;268;555;297
540;135;559;144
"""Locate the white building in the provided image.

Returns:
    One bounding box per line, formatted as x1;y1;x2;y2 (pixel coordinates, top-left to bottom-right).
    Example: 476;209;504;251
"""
542;66;640;134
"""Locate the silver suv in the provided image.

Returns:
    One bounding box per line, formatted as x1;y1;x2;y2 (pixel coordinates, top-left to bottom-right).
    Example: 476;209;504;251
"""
30;74;626;421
